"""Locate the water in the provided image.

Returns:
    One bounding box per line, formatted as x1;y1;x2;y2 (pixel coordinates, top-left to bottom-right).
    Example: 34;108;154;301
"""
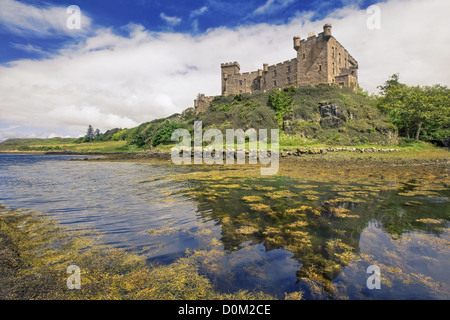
0;154;449;299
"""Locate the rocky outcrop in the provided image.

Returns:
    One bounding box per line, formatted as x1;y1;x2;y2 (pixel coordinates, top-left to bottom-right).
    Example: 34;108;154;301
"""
318;102;349;128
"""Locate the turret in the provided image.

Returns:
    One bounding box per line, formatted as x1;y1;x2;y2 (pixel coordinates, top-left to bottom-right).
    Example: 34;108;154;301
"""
221;61;240;76
323;24;332;38
293;36;301;51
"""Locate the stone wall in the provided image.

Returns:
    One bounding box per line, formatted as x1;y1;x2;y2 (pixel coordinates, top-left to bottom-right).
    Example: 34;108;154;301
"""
219;24;358;96
221;58;297;95
196;24;359;111
194;94;215;114
295;33;329;86
265;59;298;90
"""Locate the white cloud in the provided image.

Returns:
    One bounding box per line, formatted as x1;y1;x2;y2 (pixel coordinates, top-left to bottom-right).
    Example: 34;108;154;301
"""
253;0;295;15
190;6;208;18
0;0;449;139
0;0;91;37
160;13;182;26
10;43;47;55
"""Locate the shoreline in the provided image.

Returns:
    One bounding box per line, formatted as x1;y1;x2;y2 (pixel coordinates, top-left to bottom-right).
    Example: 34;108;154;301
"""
1;149;449;168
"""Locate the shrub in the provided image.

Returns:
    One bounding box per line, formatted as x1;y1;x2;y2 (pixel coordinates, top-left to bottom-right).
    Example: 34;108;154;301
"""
151;121;184;147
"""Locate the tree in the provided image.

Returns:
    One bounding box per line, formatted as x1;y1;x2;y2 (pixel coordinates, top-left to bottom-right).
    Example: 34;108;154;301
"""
85;125;94;142
377;74;450;143
268;88;293;125
93;128;101;140
151;121;182;147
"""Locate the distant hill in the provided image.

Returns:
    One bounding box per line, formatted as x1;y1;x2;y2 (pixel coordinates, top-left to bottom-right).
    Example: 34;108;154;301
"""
0;137;75;145
0;137;76;150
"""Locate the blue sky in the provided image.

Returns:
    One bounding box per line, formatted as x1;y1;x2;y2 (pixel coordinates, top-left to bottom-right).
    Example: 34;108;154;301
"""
0;0;380;64
0;0;449;140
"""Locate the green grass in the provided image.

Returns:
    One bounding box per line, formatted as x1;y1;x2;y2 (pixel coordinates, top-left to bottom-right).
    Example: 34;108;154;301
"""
0;137;75;147
0;139;146;153
2;135;447;162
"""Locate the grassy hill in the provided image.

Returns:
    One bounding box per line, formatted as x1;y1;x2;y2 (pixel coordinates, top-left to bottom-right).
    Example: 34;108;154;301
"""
101;85;398;150
0;84;429;153
198;85;397;146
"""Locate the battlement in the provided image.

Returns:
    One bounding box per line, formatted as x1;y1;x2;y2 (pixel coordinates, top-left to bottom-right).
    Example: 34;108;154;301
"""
221;61;240;68
274;58;296;68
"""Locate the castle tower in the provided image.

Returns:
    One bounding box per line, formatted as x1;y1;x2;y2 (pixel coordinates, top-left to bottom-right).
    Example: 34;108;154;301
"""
323;24;332;38
221;62;240;95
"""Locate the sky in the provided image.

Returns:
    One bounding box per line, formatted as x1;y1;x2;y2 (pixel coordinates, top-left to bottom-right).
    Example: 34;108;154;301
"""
0;0;449;141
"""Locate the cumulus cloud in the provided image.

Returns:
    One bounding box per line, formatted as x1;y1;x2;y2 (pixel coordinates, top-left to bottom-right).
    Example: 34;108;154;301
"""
0;0;449;140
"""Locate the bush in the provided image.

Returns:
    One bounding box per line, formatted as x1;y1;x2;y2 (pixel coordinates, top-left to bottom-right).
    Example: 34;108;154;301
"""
112;129;128;141
268;88;293;123
151;121;184;147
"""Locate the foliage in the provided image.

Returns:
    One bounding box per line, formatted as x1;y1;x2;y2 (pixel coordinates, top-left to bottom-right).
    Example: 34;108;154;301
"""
151;121;184;147
376;74;450;145
85;125;94;141
268;88;293;123
200;92;278;132
95;128;123;141
78;125;102;143
111;129;129;141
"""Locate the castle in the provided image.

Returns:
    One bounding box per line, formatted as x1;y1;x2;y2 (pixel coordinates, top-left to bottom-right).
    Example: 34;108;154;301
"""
194;24;359;113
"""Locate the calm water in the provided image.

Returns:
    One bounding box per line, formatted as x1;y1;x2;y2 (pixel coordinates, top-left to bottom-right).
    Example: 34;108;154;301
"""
0;154;449;299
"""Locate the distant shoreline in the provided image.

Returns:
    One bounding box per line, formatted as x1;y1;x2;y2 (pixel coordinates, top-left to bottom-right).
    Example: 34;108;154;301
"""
1;149;449;168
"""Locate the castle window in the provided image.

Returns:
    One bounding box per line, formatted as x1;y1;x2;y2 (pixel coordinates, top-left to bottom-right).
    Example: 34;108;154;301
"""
287;66;291;73
302;53;305;59
332;62;335;74
273;80;277;87
331;47;334;58
339;53;341;64
239;80;243;86
287;77;291;84
273;70;277;77
319;64;322;72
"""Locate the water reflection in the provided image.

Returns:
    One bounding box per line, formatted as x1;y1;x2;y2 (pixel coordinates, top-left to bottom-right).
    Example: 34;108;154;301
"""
166;160;450;299
0;154;448;299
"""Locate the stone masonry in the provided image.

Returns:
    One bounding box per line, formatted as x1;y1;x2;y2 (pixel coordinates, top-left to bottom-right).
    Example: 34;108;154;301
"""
195;24;358;114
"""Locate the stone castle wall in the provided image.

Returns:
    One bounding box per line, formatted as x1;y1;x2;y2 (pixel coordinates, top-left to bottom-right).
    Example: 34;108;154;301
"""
194;94;215;113
195;24;359;114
